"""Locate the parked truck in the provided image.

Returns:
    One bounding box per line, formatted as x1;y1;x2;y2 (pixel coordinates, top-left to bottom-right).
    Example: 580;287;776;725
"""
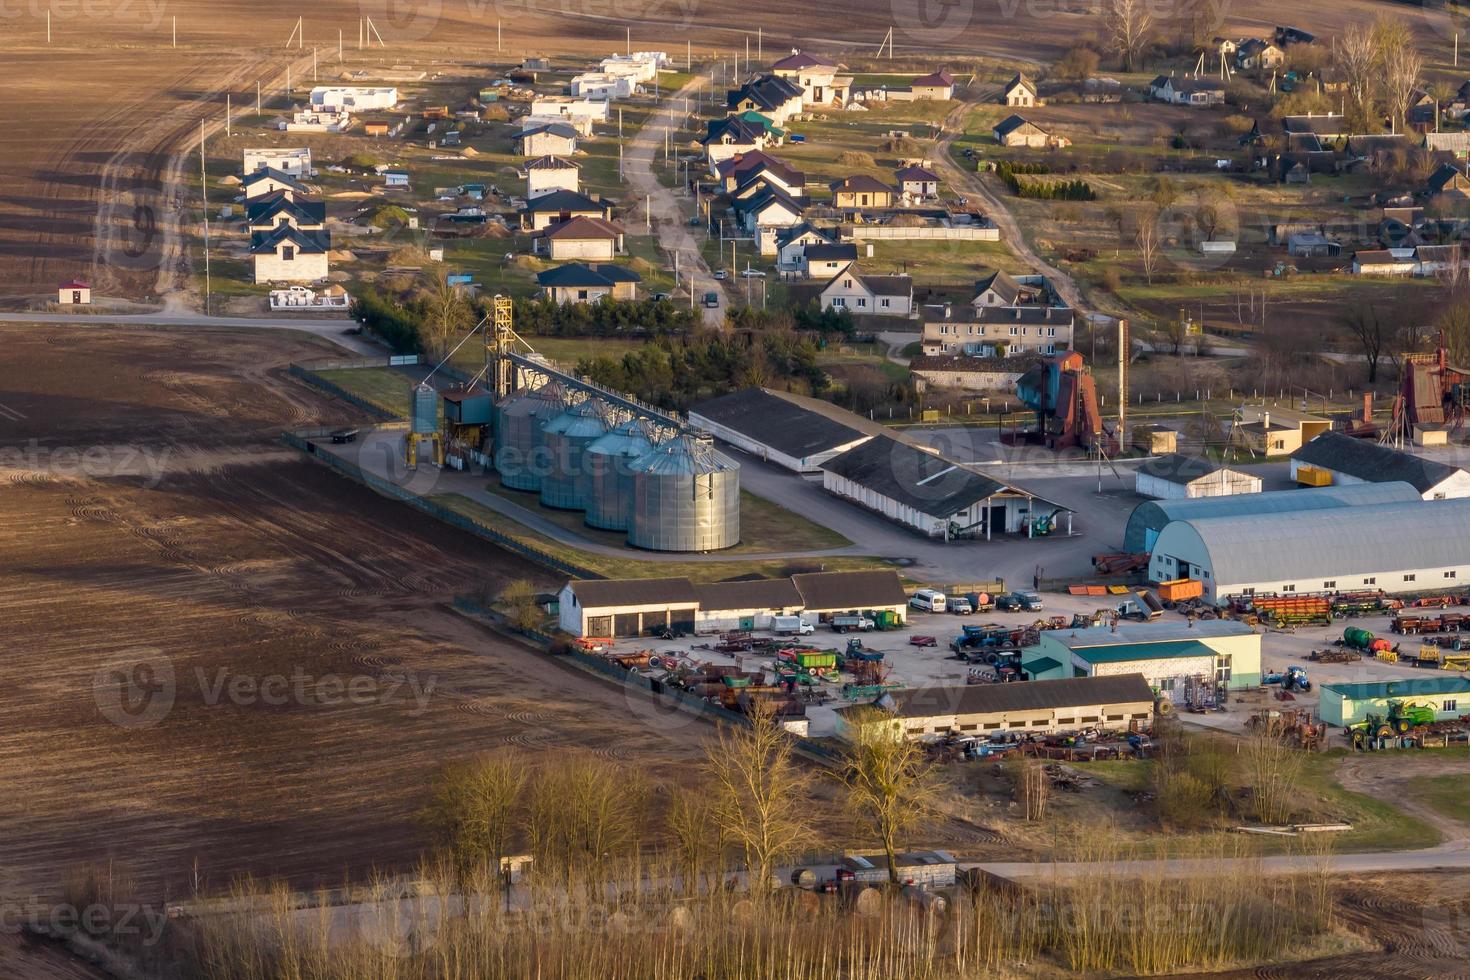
772;615;814;636
831;614;876;633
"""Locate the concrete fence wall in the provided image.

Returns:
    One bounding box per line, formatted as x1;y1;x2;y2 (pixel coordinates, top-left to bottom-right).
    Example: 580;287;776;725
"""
843;225;1001;241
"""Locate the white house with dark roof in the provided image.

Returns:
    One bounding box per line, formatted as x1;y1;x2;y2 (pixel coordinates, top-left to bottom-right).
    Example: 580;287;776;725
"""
517;123;579;157
251;225;330;283
1149;75;1226;106
895;164;939;199
801;242;859;278
1002;72;1036;108
775;223;839;270
770;50;850;107
910;69;955;100
242;167;307;201
818;262;913;317
525;155;580;199
520;188;611;231
531;215;624;261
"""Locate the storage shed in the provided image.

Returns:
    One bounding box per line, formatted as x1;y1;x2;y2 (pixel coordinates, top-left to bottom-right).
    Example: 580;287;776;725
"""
834;674;1156;741
1134;453;1262;500
557;577;698;638
1148;498;1470;602
1319;677;1470;726
1290;431;1470;500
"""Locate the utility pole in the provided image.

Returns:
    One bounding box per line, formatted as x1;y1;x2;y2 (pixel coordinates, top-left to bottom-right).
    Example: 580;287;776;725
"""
225;94;231;138
46;9;50;43
172;15;176;47
687;39;691;70
313;47;318;81
498;21;502;51
646;194;651;231
626;26;630;56
757;27;762;62
200;121;211;316
339;28;343;60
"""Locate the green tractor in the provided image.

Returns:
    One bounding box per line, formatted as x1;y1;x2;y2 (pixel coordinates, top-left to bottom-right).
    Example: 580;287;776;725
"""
1348;700;1437;749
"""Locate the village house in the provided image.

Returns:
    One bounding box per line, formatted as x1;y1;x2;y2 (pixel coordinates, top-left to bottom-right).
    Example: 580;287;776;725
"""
726;74;805;127
530;95;610;126
1235;38;1285;70
909;69;955;100
245;192;325;232
800;242;860;278
242;148;311;178
1002;72;1036;108
992;114;1063;148
830;175;895;210
520;188;611;230
598;51;666;84
524;155;580;199
1282;112;1350;145
700;116;770;163
1426;131;1470;158
714;151;804;194
536;262;641;304
517;123;579;157
895;164;939;200
242;167;307;201
770;50;851;108
1422;162;1470;206
1149;75;1226;107
971;270;1054;307
732;184;805;236
569;72;636;100
775;223;840;270
921;305;1074;357
250;224;330;284
818;262;913;317
531;215;624;261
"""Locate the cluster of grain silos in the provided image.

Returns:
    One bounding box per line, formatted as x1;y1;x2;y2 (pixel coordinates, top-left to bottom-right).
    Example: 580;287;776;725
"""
486;380;740;552
493;381;567;491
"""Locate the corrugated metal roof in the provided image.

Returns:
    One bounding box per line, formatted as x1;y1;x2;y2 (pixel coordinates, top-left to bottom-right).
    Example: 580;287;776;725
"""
1122;481;1421;553
695;578;803;611
690;388;873;460
858;674;1154;719
1325;677;1470;700
568;577;697;607
1052;620;1255;648
1157;498;1470;586
1291;432;1463;494
1070;639;1216;665
1022;656;1062;674
791;570;907;610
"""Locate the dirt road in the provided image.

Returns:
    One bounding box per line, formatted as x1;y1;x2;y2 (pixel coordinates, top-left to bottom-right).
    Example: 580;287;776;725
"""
931;89;1090;316
623;79;730;326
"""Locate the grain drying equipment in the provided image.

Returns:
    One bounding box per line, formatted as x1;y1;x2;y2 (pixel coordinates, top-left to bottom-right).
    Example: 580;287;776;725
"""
628;434;741;552
494;381;567;491
584;418;656;531
539;397;610;510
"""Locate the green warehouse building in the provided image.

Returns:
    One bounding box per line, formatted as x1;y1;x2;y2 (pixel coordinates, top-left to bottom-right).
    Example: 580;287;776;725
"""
1319;677;1470;727
1023;620;1262;701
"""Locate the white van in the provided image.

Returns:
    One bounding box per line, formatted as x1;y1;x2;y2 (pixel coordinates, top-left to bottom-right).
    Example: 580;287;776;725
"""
771;615;815;636
909;589;947;613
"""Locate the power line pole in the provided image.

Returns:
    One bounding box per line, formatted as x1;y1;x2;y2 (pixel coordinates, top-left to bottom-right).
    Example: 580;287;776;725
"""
200;122;211;316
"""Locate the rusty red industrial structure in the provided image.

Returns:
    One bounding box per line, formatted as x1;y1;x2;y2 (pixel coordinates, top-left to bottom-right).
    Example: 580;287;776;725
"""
1391;340;1469;438
1015;351;1120;454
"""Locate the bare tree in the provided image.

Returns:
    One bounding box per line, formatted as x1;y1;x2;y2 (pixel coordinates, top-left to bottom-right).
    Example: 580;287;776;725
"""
1342;304;1393;383
1009;755;1050;821
1243;735;1304;825
1336;24;1379;133
499;578;542;632
1103;0;1153;73
423;750;528;885
667;786;716;895
525;752;645;885
1377;17;1423;133
423;262;473;357
704;699;816;896
1135;210;1161;285
839;708;944;883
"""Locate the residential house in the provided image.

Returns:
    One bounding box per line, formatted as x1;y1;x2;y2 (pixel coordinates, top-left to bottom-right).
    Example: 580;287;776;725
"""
1423;162;1470;205
895;164;939;200
800;242;859;278
531;215;624;261
1415;244;1463;276
517;123;579;157
520;188;611;231
971;270;1053;307
1282;113;1350;146
922;305;1074;357
1426;131;1470;158
569;72;636;100
775;223;840;270
910;69;955;100
1235;39;1285;70
383;169;410;189
1407;89;1439;129
993;114;1054;148
1286;232;1341;257
731;184;805;235
242;148;311;178
714;151;804;194
250;225;331;283
245;192;326;232
818;262;913;317
525;155;580;199
770;50;850;107
700;116;769;163
1149;75;1226;106
530;95;610;126
830;175;895;209
310;86;397;110
1002;72;1036;108
57;280;90;305
726;74;805;127
536;262;641;304
242;167;307;201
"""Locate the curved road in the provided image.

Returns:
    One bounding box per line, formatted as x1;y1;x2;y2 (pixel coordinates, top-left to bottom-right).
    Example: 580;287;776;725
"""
931;88;1090;315
623;78;732;325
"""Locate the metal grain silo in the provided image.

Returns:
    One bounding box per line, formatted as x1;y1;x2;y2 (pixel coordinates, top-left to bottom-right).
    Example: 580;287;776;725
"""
409;383;439;434
584;418;655;531
539;398;609;510
628;434;741;552
493;381;566;491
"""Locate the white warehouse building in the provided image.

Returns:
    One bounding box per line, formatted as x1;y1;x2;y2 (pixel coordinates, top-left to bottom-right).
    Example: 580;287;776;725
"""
1148;498;1470;603
1290;431;1470;500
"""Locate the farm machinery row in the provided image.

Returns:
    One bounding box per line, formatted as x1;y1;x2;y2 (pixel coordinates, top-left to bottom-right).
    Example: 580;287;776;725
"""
1227;591;1403;628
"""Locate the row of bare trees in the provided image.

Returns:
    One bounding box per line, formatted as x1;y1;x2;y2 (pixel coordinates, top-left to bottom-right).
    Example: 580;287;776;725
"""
1337;17;1424;134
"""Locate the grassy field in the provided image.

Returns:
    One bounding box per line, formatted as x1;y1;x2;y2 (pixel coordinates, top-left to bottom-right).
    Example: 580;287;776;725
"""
484;482;852;555
314;366;424;418
432;493;886;583
1407;772;1470;824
